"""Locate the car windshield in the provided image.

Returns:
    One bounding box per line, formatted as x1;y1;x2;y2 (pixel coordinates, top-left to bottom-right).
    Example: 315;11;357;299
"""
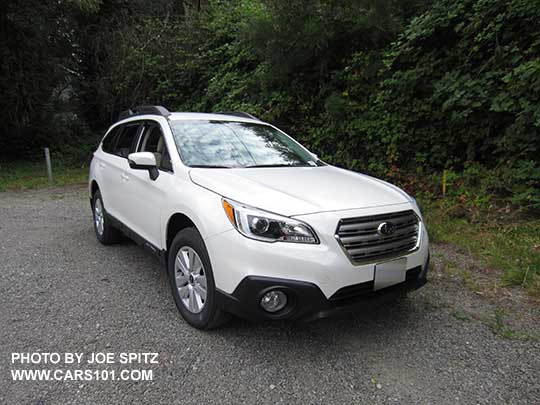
170;120;320;168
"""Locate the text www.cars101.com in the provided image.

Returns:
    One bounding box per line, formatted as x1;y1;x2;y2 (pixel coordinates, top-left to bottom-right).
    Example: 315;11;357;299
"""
12;369;153;381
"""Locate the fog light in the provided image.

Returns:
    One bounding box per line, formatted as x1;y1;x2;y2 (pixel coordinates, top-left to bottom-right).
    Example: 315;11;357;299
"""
260;290;287;313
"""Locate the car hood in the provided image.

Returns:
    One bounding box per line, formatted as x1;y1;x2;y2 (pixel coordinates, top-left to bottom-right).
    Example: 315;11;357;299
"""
189;165;411;216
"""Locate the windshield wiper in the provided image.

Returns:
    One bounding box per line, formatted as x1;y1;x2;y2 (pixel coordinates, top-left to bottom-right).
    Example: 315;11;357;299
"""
190;165;231;168
243;164;308;168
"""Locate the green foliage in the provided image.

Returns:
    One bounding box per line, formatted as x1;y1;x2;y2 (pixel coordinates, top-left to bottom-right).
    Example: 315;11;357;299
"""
1;0;538;213
367;0;540;169
0;0;93;157
424;205;540;296
408;161;540;214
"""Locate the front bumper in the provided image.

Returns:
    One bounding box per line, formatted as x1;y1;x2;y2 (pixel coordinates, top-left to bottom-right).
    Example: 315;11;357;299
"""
205;203;429;299
216;261;428;322
205;203;430;321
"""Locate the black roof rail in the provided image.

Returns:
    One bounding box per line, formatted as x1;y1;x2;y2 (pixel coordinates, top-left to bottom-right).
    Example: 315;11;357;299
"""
117;105;171;121
215;111;261;121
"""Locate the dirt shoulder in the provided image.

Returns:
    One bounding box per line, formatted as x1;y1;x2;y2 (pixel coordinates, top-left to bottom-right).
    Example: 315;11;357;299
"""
430;243;540;340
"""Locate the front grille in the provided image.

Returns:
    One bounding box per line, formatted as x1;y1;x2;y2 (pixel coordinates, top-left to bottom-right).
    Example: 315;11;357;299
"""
336;210;420;264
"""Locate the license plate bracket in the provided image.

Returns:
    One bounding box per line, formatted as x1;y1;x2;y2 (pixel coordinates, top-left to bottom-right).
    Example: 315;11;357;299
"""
374;258;407;290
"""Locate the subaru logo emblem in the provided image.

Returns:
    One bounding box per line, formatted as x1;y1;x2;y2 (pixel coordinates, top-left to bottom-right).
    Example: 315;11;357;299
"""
377;221;396;236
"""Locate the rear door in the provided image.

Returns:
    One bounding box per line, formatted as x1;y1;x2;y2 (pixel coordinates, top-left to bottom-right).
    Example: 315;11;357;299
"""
102;122;143;225
94;125;122;210
124;121;175;248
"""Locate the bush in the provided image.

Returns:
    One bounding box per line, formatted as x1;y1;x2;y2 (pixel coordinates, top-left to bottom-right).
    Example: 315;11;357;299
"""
3;0;539;213
370;0;540;169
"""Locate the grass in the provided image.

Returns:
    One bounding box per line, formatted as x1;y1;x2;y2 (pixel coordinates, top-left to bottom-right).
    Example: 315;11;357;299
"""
451;306;537;341
0;161;88;192
436;253;483;292
451;309;470;321
422;201;540;296
485;307;538;340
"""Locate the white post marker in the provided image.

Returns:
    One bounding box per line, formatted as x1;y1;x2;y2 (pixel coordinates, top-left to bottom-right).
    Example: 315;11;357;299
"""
44;147;53;185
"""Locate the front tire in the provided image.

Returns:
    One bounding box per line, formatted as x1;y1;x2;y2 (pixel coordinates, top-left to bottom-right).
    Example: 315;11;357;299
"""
168;227;230;329
92;190;122;245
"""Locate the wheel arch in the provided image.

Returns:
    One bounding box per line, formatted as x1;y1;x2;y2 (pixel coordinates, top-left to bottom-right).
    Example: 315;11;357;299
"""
166;212;198;251
90;180;99;198
90;180;100;208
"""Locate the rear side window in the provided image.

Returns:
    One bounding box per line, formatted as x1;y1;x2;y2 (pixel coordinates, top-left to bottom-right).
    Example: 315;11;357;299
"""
113;124;140;158
101;126;122;154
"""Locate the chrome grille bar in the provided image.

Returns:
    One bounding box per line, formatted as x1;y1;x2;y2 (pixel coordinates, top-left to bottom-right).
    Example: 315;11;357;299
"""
335;210;420;264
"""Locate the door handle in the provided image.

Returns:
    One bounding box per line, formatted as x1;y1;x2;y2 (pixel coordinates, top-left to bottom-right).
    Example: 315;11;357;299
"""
121;173;130;182
99;163;106;169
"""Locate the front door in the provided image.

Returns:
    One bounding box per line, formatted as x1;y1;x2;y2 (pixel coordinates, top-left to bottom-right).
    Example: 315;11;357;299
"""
124;121;174;249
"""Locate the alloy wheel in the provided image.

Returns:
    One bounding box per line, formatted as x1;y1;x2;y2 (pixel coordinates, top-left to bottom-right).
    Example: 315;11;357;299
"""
175;246;207;313
94;198;104;236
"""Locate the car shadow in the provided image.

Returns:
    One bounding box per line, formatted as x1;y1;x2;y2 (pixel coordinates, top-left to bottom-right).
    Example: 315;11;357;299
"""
101;230;435;350
213;291;434;350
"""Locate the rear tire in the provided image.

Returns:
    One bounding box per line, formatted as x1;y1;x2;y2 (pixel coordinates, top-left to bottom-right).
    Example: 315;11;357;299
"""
168;227;231;329
92;190;122;245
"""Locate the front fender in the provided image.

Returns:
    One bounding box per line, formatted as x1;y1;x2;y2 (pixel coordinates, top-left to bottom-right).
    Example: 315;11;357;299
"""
161;178;233;248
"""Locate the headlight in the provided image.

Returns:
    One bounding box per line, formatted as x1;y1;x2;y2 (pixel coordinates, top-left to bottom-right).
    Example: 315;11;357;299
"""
222;198;318;244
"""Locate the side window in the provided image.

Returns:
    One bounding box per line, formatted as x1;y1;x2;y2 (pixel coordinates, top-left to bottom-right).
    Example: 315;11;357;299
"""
160;147;173;172
113;124;140;158
138;124;173;172
101;126;122;154
138;126;161;153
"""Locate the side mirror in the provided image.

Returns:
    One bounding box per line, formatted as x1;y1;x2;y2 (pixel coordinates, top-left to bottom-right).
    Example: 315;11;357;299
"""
128;152;159;180
311;153;319;161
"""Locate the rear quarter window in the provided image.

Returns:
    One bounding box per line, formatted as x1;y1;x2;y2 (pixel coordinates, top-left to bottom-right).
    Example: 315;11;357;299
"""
101;126;122;154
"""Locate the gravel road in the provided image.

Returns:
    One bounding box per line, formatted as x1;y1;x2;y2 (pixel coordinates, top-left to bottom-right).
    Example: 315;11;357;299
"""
1;186;539;404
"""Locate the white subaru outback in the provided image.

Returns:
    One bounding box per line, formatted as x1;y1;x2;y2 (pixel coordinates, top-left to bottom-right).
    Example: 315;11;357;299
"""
89;105;429;329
